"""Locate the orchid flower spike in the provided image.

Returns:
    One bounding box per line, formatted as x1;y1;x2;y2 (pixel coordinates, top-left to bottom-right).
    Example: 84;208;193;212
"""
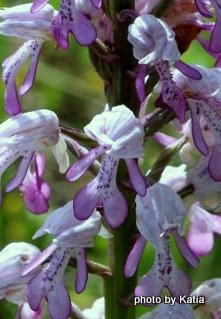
67;105;146;228
128;14;201;122
188;203;221;256
139;303;195;319
22;201;101;319
0;109;69;209
125;183;198;301
0;3;56;115
0;242;41;318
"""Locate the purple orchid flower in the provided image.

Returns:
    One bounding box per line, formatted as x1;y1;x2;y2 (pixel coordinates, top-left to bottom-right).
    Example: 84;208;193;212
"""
51;0;100;49
66;105;146;228
0;3;56;115
139;303;195;319
0;110;69;208
125;183;198;300
22;201;101;319
128;14;201;123
0;242;41;318
188;203;221;256
19;153;51;214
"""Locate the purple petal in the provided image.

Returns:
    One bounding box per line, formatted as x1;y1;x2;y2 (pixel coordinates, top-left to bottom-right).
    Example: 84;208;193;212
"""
155;60;186;123
70;11;97;46
66;145;107;181
125;159;146;196
194;0;212;17
19;42;42;96
51;13;69;49
22;244;57;276
197;36;219;61
102;184;128;228
75;249;88;293
175;60;202;80
189;99;209;156
27;272;44;311
124;235;147;277
51;1;97;49
6;152;34;192
31;0;50;13
47;290;71;319
209;144;221;181
188;224;214;256
162;83;186;123
47;277;71;319
46;248;72;319
4;78;21;116
22;182;50;214
135;262;163;301
215;55;221;67
99;157;128;228
153;132;177;147
0;148;22;206
28;248;72;319
166;259;192;299
210;18;221;53
171;229;199;267
19;154;50;214
91;0;102;8
74;179;99;220
2;40;42;115
135;64;147;102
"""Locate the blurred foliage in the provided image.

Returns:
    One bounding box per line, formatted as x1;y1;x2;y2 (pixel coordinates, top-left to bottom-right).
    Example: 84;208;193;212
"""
0;0;218;318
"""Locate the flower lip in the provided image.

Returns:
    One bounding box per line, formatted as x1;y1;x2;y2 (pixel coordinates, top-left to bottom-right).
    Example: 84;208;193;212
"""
136;183;186;251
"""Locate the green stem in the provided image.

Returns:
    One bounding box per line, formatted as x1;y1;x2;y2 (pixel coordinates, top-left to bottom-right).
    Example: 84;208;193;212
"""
104;164;137;319
105;0;140;115
102;2;138;317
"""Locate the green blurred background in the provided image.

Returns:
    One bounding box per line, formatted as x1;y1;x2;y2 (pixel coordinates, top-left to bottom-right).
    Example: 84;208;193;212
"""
0;0;220;318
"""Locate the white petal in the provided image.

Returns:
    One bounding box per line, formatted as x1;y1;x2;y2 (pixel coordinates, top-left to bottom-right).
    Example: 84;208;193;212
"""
128;14;180;64
84;105;144;158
